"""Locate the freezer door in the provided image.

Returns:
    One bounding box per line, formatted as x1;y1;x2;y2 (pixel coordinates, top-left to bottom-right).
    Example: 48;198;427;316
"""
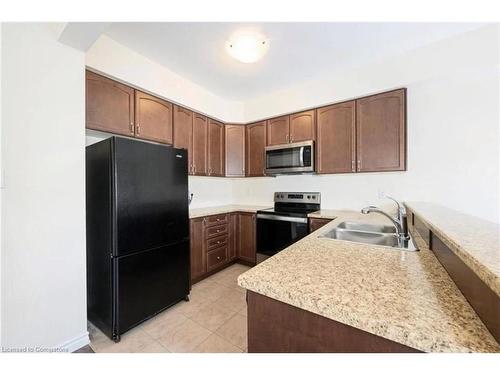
114;137;189;257
115;241;190;335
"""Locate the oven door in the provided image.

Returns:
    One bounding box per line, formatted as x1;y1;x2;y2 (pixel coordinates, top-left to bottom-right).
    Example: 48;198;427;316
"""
256;214;309;260
265;141;314;175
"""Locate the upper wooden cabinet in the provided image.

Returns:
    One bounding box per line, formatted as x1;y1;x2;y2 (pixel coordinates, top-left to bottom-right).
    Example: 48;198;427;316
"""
246;121;267;177
266;116;290;146
135;91;173;144
173;105;193;172
225;125;246;177
86;70;134;136
356;89;406;172
266;110;316;146
290;110;316;143
207;119;225;177
316;101;356;174
192;113;208;176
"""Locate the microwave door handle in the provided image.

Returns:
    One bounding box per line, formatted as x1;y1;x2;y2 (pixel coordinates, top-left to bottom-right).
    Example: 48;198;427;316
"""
299;146;304;167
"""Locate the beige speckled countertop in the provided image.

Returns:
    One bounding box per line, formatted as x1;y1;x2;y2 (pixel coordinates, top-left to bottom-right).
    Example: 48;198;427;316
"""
237;209;500;352
405;202;500;297
189;205;271;219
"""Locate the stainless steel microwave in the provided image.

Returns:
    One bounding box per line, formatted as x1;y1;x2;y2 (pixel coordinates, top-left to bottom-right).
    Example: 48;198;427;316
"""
265;140;314;175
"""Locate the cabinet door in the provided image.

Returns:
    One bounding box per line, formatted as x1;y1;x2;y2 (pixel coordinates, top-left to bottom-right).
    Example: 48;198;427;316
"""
173;105;193;174
356;89;406;172
192;113;208;176
225;125;245;177
86;70;134;136
309;218;332;232
290;110;316;143
135;91;173;144
317;101;356;174
238;213;256;264
207;119;225;177
228;213;238;261
190;217;206;282
246;121;266;177
266;115;290;146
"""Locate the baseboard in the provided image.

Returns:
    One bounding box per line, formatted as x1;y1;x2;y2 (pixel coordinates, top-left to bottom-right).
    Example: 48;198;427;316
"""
60;331;90;353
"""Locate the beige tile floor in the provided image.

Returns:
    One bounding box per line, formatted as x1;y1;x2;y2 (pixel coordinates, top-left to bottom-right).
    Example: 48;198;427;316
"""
89;263;250;353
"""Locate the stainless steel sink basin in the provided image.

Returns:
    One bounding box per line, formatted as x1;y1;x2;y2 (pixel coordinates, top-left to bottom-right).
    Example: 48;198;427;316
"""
336;221;396;234
319;221;417;251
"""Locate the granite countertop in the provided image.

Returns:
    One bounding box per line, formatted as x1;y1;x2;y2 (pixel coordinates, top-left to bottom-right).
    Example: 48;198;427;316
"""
189;205;272;219
405;202;500;297
237;209;500;352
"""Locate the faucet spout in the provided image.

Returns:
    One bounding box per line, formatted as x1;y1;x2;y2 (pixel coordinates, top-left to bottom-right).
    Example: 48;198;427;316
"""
360;206;405;237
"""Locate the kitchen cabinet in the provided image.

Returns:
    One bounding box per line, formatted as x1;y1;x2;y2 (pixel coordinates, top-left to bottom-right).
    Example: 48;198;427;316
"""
266;115;290;146
238;213;257;264
316;101;356;174
225;125;246;177
267;110;316;146
86;70;135;136
134;91;173;144
192;113;208;176
289;110;316;143
228;213;238;260
190;217;206;282
356;89;406;172
309;218;333;232
246;121;267;177
207;119;225;176
173;105;193;172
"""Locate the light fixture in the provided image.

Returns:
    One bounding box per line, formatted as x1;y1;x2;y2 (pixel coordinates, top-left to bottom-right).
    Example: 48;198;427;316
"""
226;34;269;64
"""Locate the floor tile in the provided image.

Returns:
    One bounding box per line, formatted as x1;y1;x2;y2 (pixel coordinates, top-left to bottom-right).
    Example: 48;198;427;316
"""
140;308;188;340
157;319;211;353
170;297;213;319
136;341;170;353
215;289;247;313
192;334;242;353
95;327;154;353
215;313;247;350
189;301;237;331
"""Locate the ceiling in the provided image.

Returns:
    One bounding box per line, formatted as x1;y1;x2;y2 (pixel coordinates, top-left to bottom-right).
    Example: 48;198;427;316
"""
104;22;483;101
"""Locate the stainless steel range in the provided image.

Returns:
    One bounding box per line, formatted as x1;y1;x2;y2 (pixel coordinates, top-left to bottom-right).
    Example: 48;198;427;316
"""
256;192;321;263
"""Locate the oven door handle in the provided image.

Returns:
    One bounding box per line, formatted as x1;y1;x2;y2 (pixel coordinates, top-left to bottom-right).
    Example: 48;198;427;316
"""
257;214;308;223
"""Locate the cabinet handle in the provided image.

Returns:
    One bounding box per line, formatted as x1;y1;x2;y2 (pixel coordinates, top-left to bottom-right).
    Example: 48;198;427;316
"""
285;134;289;142
136;124;141;135
216;241;221;244
351;160;355;172
217;256;221;260
357;160;361;171
129;122;134;134
289;134;293;142
216;229;220;233
193;165;196;174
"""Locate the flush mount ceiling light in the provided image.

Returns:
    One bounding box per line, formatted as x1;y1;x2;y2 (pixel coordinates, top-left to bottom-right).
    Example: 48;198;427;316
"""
226;34;269;64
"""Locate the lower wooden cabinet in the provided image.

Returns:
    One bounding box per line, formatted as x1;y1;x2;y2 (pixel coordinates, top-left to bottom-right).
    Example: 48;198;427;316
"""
309;218;332;232
237;213;257;264
189;212;256;283
189;217;206;282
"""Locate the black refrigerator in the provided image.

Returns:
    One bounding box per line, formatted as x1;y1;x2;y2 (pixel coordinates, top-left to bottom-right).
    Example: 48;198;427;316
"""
86;137;190;342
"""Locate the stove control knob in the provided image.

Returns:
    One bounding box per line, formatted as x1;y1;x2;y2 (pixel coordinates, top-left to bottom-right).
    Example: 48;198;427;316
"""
312;195;316;199
307;195;311;199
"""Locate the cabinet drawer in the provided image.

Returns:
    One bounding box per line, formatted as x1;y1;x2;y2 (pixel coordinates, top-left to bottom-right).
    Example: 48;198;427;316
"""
206;223;228;238
207;246;228;272
206;214;228;227
207;234;228;251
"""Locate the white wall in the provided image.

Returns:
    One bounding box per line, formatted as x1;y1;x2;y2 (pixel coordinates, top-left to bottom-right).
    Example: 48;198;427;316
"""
86;35;245;123
233;25;500;223
1;23;88;351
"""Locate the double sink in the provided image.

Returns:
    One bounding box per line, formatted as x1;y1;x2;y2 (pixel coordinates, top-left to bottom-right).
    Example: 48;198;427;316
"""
319;221;417;251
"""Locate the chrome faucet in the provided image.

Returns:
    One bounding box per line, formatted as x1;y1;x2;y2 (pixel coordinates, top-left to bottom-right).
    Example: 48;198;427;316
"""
361;196;408;239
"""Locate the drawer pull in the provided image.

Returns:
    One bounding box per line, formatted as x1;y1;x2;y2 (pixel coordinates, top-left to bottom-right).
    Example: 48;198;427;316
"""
216;230;220;233
217;256;221;260
217;241;221;244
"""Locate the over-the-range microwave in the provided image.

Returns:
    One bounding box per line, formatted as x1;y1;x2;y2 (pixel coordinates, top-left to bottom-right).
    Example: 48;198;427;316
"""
265;140;314;175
